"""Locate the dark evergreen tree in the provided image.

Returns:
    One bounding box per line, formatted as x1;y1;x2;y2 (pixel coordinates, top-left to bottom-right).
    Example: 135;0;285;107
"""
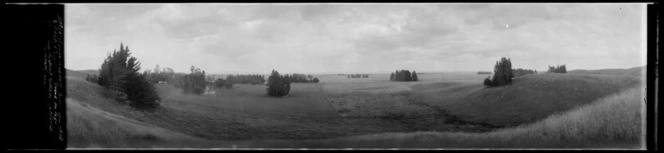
96;43;160;108
266;70;291;97
412;71;418;81
403;70;412;81
485;57;513;87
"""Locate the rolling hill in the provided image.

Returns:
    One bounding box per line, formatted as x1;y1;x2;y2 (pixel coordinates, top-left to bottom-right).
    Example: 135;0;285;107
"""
66;69;99;79
568;66;646;76
65;68;645;148
412;72;644;127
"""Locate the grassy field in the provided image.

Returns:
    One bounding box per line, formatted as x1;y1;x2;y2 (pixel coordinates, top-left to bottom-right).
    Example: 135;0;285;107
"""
409;73;643;127
254;85;645;148
65;68;645;148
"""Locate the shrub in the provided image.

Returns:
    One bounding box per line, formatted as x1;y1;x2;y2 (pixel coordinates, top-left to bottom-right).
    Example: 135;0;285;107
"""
483;76;492;86
266;70;291;97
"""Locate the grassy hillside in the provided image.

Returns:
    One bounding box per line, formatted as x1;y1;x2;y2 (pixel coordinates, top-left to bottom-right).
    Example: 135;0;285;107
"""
66;69;644;148
67;98;215;148
568;66;645;76
411;73;643;127
66;69;99;79
241;86;645;148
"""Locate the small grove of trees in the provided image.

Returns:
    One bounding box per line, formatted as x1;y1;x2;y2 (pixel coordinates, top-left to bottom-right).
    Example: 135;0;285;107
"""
143;64;175;84
390;70;418;81
213;78;233;89
513;68;537;77
477;71;492;75
85;74;99;84
179;66;207;95
484;57;513;87
347;74;369;78
226;74;266;85
548;64;567;73
97;43;160;108
266;70;291;97
286;73;320;83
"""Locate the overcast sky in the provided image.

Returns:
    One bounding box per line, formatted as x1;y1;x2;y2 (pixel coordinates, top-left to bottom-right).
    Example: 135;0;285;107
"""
65;3;646;74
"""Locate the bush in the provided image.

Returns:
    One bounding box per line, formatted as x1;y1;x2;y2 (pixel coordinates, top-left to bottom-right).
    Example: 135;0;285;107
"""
97;43;160;108
483;77;492;86
266;70;291;97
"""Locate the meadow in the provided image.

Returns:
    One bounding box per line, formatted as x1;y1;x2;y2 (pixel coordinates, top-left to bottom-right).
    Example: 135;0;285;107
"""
65;67;646;148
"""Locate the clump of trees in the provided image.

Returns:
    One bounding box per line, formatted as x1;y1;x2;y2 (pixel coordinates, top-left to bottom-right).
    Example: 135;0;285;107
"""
548;64;567;73
213;78;233;89
347;74;369;78
85;74;99;83
513;68;537;77
484;57;513;87
143;65;175;84
266;70;291;97
284;73;320;83
477;71;492;75
97;43;160;108
226;74;266;85
178;66;207;95
390;70;418;81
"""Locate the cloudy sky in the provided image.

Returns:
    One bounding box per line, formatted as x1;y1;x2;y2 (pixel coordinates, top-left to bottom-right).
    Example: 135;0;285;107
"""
66;3;646;74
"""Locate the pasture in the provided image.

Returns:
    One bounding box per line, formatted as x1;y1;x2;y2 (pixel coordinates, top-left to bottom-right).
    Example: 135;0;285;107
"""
65;69;645;148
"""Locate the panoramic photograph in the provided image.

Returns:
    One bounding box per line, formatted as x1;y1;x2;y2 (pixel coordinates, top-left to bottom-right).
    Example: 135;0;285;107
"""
65;3;647;149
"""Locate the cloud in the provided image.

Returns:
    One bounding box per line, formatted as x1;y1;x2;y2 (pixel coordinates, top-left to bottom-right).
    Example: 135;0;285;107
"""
66;3;646;73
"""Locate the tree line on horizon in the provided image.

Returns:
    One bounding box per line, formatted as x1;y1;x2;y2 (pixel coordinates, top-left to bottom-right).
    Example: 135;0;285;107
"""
81;43;313;110
390;70;418;82
347;74;369;78
483;57;568;87
548;64;567;73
